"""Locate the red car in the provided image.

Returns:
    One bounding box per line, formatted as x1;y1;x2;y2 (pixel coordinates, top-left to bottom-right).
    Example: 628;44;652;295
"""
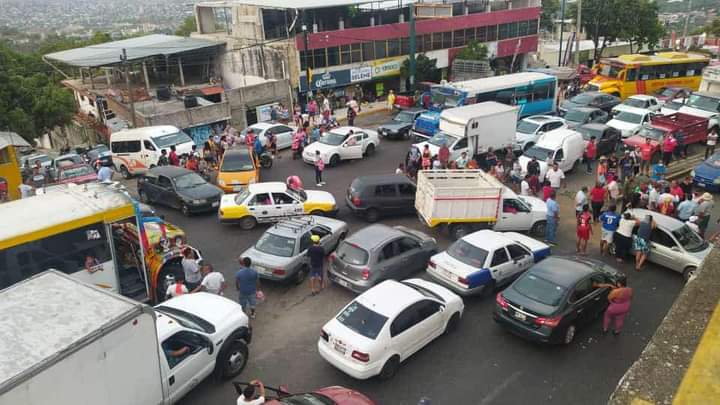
234;382;375;405
56;163;98;185
652;86;692;104
622;113;708;161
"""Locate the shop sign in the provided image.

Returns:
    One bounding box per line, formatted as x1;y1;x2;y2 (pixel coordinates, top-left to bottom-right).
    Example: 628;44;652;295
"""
351;66;373;83
372;56;405;78
300;69;352;92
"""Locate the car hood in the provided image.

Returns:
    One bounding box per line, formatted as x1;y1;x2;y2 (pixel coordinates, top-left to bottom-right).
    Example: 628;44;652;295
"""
519;195;548;214
158;292;247;331
679;106;717;119
503;284;559;317
304;142;338;156
515;131;537;142
314;386;375;405
177;184;223;200
378;121;409;131
607;119;639;132
305;189;337;204
242;246;295;268
694;159;720;179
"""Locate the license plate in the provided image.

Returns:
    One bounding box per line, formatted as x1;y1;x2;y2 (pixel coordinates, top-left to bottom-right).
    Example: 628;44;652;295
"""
255;266;268;274
212;201;219;207
336;278;350;288
333;340;346;355
514;311;527;321
439;268;455;281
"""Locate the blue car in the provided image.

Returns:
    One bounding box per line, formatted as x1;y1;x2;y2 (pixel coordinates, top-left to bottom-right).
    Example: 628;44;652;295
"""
691;152;720;193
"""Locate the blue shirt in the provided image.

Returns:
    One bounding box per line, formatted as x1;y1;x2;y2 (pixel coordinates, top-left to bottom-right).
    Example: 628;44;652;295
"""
599;211;621;232
676;200;697;220
235;267;258;296
546;198;559;219
97;166;112;182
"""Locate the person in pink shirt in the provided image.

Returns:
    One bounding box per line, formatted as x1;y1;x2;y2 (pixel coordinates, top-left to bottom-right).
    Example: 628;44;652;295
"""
438;142;450;169
314;151;325;186
286;175;303;190
669;180;684;202
292;129;305;160
662;134;677;166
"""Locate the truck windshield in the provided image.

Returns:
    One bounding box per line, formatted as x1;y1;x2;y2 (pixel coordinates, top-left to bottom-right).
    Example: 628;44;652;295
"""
686;94;720;113
155;306;216;333
427;132;459;148
524;145;554;161
636;126;664;140
431;88;461;108
151;131;193;148
598;63;622;79
517;120;540;134
446;239;488;268
615;111;644;124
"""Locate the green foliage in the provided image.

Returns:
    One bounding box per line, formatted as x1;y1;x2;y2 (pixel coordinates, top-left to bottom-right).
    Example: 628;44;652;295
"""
701;17;720;37
175;16;197;37
540;0;560;32
400;54;441;83
456;41;488;61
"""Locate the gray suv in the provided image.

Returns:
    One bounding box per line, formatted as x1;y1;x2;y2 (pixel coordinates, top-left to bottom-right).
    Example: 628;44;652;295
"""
242;216;349;285
328;224;437;293
345;174;416;222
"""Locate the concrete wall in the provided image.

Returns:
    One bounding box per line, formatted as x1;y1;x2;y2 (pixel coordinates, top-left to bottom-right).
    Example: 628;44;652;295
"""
141;101;232;129
225;79;293;128
217;43;290;89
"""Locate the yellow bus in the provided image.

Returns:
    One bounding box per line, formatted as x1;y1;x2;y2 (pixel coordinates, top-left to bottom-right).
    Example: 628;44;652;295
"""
0;183;197;302
586;52;710;100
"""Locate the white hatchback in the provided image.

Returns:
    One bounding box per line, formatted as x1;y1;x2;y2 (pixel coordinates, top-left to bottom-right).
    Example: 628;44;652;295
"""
318;278;463;380
303;126;379;166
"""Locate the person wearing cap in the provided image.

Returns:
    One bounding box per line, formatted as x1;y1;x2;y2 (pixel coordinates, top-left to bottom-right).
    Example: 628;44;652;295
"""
676;193;698;222
686;216;701;234
693;193;714;237
306;234;326;295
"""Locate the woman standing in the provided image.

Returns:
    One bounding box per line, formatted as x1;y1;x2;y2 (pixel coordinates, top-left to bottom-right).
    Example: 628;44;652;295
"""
576;205;593;255
421;145;432;171
615;212;637;263
596;280;633;335
590;182;606;222
634;214;655;271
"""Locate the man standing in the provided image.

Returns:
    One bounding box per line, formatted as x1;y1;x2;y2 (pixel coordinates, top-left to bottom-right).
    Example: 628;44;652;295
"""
455;151;469;169
526;156;540;177
545;190;560;245
706;127;718;159
97;163;113;183
638;139;653;175
193;264;226;295
575;186;588;217
438;142;450;169
169;145;180;166
306;235;326;296
520;174;531;196
545;162;565;191
662;133;676;166
585;136;597;174
314;151;325;187
181;248;202;291
693;193;714;237
158;149;170;166
676;194;697;222
387;90;396;111
235;257;259;319
599;205;621;256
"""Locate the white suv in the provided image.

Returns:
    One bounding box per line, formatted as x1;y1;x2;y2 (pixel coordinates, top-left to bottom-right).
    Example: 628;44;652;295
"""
514;115;566;152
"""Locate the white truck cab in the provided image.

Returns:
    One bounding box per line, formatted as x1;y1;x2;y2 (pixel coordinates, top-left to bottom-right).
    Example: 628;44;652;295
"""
519;128;585;180
679;91;720;133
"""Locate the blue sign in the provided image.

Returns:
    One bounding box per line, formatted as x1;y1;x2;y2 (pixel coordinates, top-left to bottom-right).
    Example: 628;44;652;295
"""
300;69;352;92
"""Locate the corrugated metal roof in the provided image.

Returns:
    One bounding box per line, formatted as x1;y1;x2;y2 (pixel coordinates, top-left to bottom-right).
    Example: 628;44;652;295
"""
198;0;415;10
43;34;225;68
0;132;31;150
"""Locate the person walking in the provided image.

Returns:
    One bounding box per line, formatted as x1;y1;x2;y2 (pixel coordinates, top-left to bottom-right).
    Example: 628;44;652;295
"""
307;98;318;125
590;182;606;222
169;145;180;166
192;264;226;295
615;212;637;263
706;127;718;159
438;142;450;169
546;162;566;191
387;90;396;111
307;235;326;296
576;205;593;255
662;133;677;166
314;151;325;186
585;136;597;174
235;257;259;319
638;139;653;175
575;186;588;218
421;145;432;171
181;247;202;291
598;280;633;336
599;205;621;256
634;214;655;271
291;128;304;160
545;190;560;245
347;104;357;126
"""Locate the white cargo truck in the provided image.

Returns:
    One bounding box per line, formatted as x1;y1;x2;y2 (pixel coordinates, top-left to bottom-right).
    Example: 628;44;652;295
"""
412;102;518;162
415;170;548;240
0;271;251;405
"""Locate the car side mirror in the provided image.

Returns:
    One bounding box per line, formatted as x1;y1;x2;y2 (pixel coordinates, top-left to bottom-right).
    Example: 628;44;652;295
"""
202;336;214;354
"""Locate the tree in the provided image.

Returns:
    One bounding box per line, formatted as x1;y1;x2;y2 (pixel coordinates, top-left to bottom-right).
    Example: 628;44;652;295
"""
540;0;560;32
456;40;488;61
175;16;197;37
621;0;665;53
701;17;720;37
400;54;441;83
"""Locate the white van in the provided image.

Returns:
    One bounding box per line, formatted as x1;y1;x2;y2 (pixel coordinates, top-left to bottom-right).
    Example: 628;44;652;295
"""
110;125;195;178
518;128;584;180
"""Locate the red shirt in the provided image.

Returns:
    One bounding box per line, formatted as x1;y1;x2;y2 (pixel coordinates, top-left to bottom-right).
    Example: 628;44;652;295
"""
670;185;684;201
639;144;653;161
542;185;552;201
169;151;179;166
590;186;606;202
585;142;597;159
663;137;677;153
438;146;450;163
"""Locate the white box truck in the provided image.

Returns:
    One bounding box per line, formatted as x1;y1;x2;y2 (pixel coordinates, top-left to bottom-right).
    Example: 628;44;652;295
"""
415;170;548;240
412;102;518;162
0;271;252;405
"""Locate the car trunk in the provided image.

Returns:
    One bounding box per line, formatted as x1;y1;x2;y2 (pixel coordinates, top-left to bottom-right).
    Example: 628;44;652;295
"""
332;242;370;281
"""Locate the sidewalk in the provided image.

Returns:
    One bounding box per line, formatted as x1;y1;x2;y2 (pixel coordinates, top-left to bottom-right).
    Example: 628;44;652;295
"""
332;100;393;124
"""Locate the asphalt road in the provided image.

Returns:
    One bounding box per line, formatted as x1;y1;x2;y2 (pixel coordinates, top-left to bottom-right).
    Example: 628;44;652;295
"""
126;112;716;405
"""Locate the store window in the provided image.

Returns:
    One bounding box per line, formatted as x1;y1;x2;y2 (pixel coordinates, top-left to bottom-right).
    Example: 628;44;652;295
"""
467;27;477;42
487;25;497;41
415;35;424;52
528;19;538;35
300;50;309;70
476;26;486;42
387;38;400;57
313;49;326;68
351;43;362;64
453;30;465;47
400;37;409;55
374;41;387;59
442;32;452;49
422;35;432;52
340;45;351;65
518;20;529;37
327;46;340;67
432;32;443;50
362;42;374;61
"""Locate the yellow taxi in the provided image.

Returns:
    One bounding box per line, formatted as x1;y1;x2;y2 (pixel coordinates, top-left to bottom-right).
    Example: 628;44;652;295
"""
216;146;260;193
218;182;338;229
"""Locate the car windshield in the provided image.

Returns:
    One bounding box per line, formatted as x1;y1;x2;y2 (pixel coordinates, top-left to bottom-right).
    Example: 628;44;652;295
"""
155;306;215;333
92;145;110;154
152;131;193;148
514;273;567;307
319;131;347;146
577;126;603;141
174;172;207;189
446;239;488;267
665;101;683;110
658;88;676;97
517;120;540;134
234;189;251;204
255;232;296;257
623;98;647;108
569;93;595;105
686;94;720;113
59;165;95;179
673;225;708;252
221;152;255;172
336;301;388;340
29;155;51;165
279;393;334;405
394;111;416;123
335;241;369;265
401;281;445;302
637;126;665;140
565;109;590;123
615;111;644;124
598;64;622;79
286;187;307;202
427;131;459;147
524;145;554;160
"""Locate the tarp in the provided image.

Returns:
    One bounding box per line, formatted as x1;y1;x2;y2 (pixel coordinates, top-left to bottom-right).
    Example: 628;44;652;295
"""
0;132;31;150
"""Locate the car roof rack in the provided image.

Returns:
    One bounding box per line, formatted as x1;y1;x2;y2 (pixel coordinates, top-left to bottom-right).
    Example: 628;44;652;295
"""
272;216;316;233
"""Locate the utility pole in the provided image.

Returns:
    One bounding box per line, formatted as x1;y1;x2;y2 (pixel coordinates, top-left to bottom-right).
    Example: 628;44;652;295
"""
302;24;312;96
120;48;137;128
408;3;416;92
682;0;692;50
558;0;567;66
575;0;582;66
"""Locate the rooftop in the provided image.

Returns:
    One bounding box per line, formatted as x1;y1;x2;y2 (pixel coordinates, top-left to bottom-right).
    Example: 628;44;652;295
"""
356;279;424;318
197;0;418;11
0;131;30;150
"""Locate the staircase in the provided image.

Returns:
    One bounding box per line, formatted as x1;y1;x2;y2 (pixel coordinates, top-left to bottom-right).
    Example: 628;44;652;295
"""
120;269;149;302
665;153;705;181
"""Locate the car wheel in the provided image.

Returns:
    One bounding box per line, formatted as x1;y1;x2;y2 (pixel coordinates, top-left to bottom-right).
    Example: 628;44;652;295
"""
138;190;150;203
294;266;309;285
310;210;326;217
682;266;697;282
378;355;400;380
563;325;577;345
444;312;461;334
329;155;340;167
181;203;191;217
120;165;131;179
608;242;617;256
449;224;470;240
239;216;257;230
365;208;380;222
365;144;375;156
530;220;547;237
220;340;249;379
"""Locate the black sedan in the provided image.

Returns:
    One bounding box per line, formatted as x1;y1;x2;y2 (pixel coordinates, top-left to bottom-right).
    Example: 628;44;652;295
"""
563;107;609;129
493;256;625;345
377;108;425;140
560;91;621;115
137;166;223;216
576;123;621;156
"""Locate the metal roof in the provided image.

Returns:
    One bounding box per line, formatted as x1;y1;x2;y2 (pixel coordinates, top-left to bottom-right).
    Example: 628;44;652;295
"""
0;132;30;150
44;34;225;68
198;0;415;10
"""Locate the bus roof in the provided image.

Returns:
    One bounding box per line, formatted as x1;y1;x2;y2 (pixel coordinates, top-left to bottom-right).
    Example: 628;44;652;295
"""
0;183;135;249
602;52;709;66
444;72;556;94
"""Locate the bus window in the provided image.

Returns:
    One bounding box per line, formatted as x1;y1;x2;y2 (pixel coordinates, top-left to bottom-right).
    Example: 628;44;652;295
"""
638;66;654;81
495;91;514;105
532;83;551;101
626;69;637;81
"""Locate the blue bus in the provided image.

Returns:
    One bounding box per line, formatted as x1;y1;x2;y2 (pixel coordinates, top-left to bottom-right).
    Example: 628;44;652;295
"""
411;72;558;140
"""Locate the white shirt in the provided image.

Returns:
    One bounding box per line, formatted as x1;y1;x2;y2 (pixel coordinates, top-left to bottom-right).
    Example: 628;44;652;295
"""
201;272;226;295
237;395;265;405
182;258;201;283
575;190;587;212
608;181;620;199
707;132;718;146
546;168;565;188
617;218;636;237
18;184;33;198
97;166;113;182
521;180;530;196
648;188;659;206
166;283;188;298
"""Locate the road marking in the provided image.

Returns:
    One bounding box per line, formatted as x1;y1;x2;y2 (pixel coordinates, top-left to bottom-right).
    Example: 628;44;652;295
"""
479;370;523;405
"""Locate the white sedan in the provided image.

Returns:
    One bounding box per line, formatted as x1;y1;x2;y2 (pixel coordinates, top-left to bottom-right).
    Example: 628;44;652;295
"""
318;278;463;380
303;126;379;166
427;230;551;296
606;106;655;138
241;122;296;150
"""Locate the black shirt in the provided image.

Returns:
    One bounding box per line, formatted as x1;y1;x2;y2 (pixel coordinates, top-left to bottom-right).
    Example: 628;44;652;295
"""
680;181;693;198
527;160;540;176
306;245;325;268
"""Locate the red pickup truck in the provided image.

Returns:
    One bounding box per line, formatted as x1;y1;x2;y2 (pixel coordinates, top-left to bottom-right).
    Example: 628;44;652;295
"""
393;82;436;109
622;113;708;161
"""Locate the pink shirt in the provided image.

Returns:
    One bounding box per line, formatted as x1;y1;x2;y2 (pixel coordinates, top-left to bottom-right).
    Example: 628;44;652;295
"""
316;157;325;171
